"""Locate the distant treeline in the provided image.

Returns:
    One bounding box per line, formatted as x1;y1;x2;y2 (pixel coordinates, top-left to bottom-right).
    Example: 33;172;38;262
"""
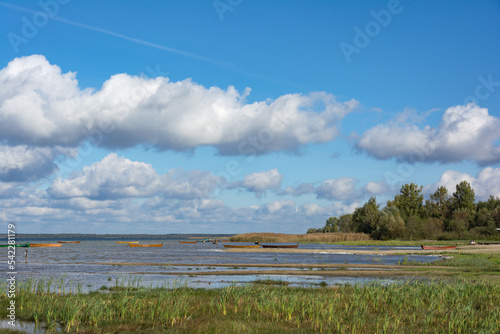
308;181;500;240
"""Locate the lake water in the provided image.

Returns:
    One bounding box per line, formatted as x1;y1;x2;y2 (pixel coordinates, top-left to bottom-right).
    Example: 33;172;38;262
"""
1;234;439;290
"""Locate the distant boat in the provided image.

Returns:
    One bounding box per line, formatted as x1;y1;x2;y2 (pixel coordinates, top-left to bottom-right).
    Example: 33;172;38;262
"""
116;241;139;244
261;244;299;249
30;243;62;248
421;245;457;250
57;241;81;244
179;241;197;244
0;243;30;248
223;244;261;249
129;243;163;247
477;242;500;245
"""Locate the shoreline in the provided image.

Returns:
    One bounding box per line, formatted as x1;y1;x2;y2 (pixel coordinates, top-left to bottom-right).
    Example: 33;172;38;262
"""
222;244;500;255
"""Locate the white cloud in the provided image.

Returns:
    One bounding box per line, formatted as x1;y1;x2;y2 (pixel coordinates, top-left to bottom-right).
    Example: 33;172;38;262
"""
365;180;391;195
0;144;76;182
315;177;358;201
229;169;283;197
261;200;296;214
300;203;327;216
281;183;315;196
357;103;500;165
0;55;358;154
430;167;500;200
48;153;224;200
49;153;163;199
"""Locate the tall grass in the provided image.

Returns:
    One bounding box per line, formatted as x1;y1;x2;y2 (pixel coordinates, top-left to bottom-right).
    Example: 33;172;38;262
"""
229;232;371;243
1;277;498;333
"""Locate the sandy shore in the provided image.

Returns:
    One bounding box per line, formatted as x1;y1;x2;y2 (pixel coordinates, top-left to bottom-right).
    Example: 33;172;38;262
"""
223;244;500;255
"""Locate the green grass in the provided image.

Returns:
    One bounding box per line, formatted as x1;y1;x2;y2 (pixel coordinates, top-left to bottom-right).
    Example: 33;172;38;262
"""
251;279;289;286
1;277;498;333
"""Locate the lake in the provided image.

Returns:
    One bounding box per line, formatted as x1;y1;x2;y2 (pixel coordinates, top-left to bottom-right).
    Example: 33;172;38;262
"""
1;234;440;290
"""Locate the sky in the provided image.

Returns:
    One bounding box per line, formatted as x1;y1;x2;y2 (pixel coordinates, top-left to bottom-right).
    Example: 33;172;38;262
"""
0;0;499;234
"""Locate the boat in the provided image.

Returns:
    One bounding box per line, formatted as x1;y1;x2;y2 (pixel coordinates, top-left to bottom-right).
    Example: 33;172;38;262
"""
0;243;30;248
261;244;299;249
57;241;81;244
129;243;163;247
179;241;197;244
116;241;139;244
222;244;261;249
30;243;62;247
477;242;500;245
421;245;457;250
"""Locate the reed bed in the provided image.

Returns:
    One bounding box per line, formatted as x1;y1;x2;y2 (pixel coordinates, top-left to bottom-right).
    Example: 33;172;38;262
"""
1;277;498;333
229;232;371;243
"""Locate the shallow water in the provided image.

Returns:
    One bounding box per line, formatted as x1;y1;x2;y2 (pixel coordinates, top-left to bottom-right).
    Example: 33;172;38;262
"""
1;235;438;290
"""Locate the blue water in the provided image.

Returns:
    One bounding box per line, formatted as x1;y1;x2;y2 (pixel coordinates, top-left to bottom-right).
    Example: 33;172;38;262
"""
0;234;439;290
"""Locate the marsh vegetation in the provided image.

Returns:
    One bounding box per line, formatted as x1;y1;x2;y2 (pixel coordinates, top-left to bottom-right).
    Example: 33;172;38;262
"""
1;277;498;333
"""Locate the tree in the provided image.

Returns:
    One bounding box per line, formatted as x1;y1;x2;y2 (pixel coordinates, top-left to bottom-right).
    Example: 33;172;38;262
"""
352;197;379;234
388;183;424;220
372;206;406;240
324;217;339;232
337;214;354;232
425;186;451;221
448;208;472;237
452;181;475;212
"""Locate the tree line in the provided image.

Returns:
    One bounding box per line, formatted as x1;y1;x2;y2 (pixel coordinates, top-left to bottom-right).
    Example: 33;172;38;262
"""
307;181;500;240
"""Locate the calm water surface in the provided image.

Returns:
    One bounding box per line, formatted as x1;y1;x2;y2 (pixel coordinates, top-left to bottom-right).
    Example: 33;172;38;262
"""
1;234;439;290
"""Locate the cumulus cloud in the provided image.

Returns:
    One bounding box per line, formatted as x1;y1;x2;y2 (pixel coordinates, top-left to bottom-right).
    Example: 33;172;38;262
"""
281;183;315;196
315;177;358;201
260;200;296;214
229;169;283;197
48;153;224;200
0;144;77;182
0;55;358;154
365;180;392;195
357;103;500;165
429;167;500;200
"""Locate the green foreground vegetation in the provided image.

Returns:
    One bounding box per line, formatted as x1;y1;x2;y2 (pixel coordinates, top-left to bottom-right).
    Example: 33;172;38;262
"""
1;277;499;333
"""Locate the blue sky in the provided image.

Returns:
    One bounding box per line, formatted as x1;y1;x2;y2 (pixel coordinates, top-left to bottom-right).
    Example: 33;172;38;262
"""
0;0;499;234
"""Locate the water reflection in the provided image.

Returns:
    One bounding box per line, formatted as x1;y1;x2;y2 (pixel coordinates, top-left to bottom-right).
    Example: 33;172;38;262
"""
1;237;439;291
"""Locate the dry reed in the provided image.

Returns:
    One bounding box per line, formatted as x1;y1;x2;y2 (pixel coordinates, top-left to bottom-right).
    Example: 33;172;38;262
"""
229;232;371;243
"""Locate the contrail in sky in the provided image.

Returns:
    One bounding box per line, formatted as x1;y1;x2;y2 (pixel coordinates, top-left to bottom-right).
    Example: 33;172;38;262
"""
0;1;305;89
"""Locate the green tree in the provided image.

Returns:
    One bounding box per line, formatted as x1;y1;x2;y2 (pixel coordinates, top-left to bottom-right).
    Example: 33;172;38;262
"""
373;206;406;240
388;183;424;221
324;217;339;232
352;197;379;234
452;181;476;212
337;214;354;232
448;208;472;237
425;186;451;221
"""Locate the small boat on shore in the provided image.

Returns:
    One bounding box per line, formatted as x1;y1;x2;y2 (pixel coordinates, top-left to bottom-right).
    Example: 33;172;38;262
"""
0;243;30;247
30;243;62;248
179;241;197;244
116;241;139;244
223;244;261;249
129;243;163;247
261;244;299;249
57;241;81;244
421;245;457;250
